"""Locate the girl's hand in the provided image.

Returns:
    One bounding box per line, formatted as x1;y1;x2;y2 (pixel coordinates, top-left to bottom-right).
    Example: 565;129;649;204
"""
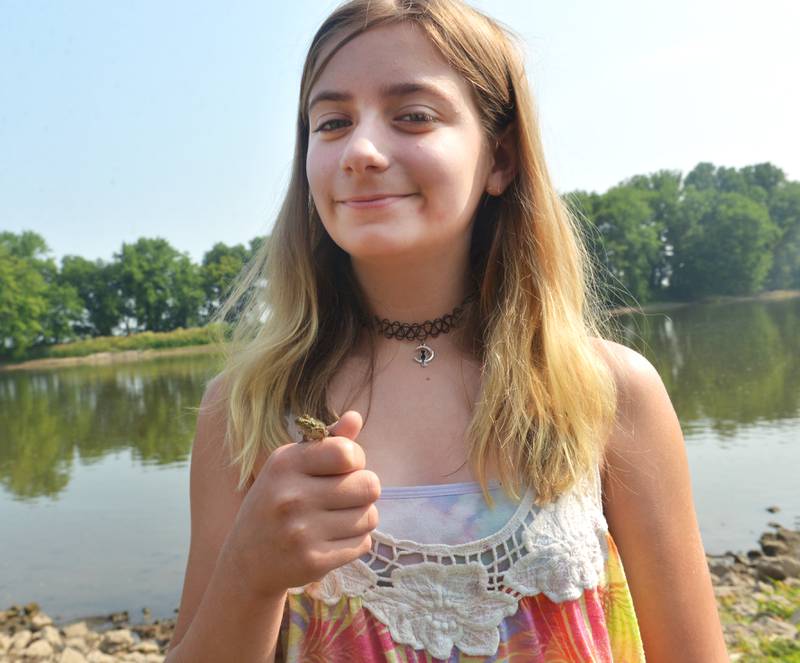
223;411;381;597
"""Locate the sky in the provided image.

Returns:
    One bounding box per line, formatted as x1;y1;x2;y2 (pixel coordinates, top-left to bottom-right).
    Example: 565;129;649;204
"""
1;0;798;266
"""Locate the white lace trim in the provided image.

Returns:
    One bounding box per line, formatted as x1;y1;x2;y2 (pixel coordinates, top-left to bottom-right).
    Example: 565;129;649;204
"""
288;471;609;660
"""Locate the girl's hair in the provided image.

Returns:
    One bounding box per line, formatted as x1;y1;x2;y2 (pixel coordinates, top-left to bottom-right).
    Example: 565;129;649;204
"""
207;0;621;507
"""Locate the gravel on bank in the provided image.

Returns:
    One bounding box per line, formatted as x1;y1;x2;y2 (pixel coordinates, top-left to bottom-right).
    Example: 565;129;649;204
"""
2;524;800;662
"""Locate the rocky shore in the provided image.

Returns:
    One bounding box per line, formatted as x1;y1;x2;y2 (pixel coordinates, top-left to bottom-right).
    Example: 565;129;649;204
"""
710;523;800;660
2;524;799;662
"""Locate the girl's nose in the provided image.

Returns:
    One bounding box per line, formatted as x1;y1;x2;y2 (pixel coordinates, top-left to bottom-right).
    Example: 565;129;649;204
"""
339;131;390;174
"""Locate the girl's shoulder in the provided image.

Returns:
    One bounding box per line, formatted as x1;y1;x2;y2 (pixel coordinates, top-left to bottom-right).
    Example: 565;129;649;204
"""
590;336;657;386
590;336;664;443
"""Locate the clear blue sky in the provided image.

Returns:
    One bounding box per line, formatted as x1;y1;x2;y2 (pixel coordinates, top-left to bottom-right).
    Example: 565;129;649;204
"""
2;0;798;265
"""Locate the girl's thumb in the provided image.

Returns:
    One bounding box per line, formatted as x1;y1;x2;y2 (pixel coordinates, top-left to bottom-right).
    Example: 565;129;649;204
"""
327;410;363;442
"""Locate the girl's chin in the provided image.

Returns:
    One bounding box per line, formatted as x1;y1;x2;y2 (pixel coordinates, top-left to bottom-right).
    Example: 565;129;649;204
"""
339;236;423;262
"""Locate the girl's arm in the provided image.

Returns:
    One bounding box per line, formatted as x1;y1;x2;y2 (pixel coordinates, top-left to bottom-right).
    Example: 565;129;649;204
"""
166;377;285;663
599;340;729;662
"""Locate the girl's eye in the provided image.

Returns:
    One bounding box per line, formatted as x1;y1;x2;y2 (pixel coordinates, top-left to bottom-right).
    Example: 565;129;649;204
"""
313;119;350;133
397;111;436;123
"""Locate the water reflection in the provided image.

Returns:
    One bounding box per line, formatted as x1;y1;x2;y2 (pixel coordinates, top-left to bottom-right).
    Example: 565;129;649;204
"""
617;298;800;436
0;298;798;501
0;355;222;501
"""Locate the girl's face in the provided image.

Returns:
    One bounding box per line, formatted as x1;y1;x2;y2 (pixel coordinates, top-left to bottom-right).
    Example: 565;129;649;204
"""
306;22;494;263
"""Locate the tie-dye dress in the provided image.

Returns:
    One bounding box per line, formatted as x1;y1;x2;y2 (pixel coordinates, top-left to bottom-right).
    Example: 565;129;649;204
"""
276;471;645;662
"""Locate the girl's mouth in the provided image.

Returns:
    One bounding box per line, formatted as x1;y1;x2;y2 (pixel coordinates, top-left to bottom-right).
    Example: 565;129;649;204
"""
340;194;413;209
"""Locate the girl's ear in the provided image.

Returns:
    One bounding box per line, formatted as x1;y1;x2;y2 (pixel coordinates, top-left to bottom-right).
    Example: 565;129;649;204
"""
485;123;518;196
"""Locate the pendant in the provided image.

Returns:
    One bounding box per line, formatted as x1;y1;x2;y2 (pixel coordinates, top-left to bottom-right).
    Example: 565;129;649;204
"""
413;343;435;367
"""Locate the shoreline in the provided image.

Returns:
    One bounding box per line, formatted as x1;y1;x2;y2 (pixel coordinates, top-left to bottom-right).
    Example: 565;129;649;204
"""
608;288;800;316
2;525;799;661
2;289;798;374
0;343;221;373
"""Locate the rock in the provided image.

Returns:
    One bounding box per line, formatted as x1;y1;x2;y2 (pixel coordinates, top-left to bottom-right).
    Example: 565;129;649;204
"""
746;549;763;560
30;612;53;630
730;552;749;566
766;505;780;513
756;560;787;582
730;596;759;618
761;538;789;557
86;651;118;663
707;556;734;577
64;637;88;653
780;555;800;577
109;611;130;625
40;624;63;648
10;629;33;652
133;641;160;654
99;628;134;654
144;655;165;663
790;608;800;626
59;648;89;663
0;633;11;654
752;614;797;639
119;653;146;662
775;527;800;552
62;622;90;639
23;638;54;659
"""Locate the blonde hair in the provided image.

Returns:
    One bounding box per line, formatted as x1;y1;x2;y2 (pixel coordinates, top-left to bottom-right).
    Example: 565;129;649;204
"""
207;0;620;507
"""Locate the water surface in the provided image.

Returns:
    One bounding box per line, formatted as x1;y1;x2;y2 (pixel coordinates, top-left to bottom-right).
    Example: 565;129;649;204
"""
1;297;798;623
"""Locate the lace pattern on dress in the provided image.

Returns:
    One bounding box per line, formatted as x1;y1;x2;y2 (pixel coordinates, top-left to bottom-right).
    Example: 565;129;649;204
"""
287;469;609;660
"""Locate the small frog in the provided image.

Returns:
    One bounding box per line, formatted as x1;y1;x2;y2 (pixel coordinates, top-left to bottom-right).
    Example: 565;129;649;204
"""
294;414;331;442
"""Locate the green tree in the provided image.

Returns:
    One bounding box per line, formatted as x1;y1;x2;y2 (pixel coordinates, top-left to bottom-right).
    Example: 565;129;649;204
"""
115;238;204;332
670;191;779;297
0;231;83;353
625;169;683;298
589;185;663;305
200;242;249;322
0;243;48;358
766;180;800;289
60;256;125;336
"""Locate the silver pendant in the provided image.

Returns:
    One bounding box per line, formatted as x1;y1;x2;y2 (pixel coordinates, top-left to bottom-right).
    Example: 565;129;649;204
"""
414;343;435;367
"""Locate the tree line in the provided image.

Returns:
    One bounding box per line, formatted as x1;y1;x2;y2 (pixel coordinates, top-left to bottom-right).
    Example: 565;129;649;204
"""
1;161;798;359
571;161;799;304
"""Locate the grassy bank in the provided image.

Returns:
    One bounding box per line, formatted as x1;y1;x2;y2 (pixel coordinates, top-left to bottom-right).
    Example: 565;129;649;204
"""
0;324;228;372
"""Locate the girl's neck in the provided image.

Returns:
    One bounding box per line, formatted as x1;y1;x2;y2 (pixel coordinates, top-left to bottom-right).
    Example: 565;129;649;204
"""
350;248;473;324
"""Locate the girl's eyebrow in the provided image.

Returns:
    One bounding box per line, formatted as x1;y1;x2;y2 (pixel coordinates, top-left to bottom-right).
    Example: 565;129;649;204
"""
308;81;457;114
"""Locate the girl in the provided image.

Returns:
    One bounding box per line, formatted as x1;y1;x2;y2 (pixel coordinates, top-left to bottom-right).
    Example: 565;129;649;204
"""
167;1;728;661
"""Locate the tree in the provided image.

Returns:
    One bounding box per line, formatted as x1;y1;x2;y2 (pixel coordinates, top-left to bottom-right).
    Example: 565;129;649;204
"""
625;169;683;296
60;256;125;336
200;242;249;322
587;185;663;305
115;238;204;332
670;191;779;297
766;181;800;289
0;231;83;352
0;243;48;357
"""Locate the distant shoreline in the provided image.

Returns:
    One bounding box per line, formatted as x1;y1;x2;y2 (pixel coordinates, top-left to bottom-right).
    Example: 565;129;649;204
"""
607;288;800;316
0;343;221;373
2;289;798;373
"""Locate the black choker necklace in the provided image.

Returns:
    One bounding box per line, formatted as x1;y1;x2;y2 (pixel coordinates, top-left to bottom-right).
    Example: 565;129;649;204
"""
363;292;476;367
